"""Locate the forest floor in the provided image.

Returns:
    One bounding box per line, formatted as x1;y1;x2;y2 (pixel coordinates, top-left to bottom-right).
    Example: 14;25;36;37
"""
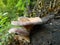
30;18;60;45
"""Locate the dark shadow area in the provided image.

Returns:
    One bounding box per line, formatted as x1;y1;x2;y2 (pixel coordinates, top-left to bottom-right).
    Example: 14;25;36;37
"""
30;19;60;45
30;24;47;36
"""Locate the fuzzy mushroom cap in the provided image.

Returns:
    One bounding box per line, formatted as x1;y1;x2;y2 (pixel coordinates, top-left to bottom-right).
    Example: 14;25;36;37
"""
8;28;29;36
11;17;42;26
18;17;42;25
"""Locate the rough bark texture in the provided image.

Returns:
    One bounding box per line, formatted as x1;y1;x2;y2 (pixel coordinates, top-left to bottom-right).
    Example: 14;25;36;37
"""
30;19;60;45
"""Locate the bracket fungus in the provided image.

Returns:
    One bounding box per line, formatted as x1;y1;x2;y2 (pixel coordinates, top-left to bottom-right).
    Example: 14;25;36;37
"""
8;15;54;43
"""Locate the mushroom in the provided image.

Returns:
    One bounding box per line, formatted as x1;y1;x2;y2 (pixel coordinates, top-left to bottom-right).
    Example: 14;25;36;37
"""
8;28;29;36
8;15;54;43
11;15;54;26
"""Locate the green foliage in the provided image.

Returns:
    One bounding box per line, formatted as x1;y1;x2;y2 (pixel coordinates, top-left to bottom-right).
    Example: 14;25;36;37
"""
16;0;30;10
0;16;8;26
0;0;6;9
0;0;30;45
1;33;15;45
0;12;12;37
0;0;30;16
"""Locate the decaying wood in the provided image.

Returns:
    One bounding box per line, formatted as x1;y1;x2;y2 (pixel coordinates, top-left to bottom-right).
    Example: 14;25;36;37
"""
41;15;54;24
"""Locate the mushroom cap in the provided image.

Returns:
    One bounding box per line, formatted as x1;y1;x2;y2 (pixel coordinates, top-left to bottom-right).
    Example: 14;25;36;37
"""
11;21;31;26
11;15;54;26
11;17;42;26
8;28;29;36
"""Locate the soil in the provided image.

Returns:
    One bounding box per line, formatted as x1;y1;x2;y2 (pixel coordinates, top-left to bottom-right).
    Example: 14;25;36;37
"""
30;19;60;45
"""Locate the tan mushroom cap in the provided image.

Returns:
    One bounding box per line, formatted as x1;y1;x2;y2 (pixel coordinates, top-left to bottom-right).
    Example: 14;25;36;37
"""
11;15;54;26
8;28;29;36
11;17;42;26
